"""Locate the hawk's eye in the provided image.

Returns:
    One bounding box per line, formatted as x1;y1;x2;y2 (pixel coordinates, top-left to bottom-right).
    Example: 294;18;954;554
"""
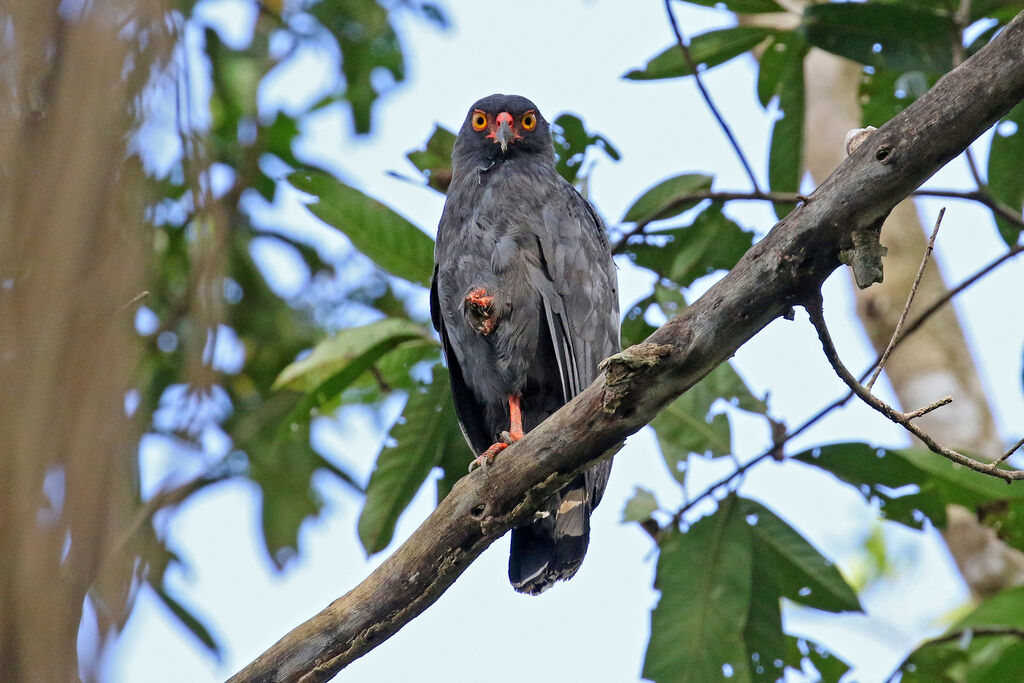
521;113;537;130
471;112;488;131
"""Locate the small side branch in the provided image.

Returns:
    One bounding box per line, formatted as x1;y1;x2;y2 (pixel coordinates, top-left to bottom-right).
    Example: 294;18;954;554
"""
865;208;945;390
806;297;1023;481
992;436;1024;468
914;189;1024;230
892;243;1024;346
611;190;807;254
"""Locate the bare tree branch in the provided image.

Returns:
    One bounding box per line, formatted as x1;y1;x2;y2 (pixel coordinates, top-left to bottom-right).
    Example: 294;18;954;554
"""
228;12;1024;682
807;297;1022;481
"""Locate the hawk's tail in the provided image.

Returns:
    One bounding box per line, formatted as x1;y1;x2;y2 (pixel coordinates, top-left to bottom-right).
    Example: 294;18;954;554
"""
508;475;591;595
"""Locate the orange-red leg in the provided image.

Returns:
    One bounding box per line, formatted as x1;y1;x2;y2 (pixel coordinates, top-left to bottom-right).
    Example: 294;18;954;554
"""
469;395;524;471
508;394;524;441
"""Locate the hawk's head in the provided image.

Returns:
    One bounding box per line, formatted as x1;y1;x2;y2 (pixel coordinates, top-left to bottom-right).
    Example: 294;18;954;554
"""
452;94;555;168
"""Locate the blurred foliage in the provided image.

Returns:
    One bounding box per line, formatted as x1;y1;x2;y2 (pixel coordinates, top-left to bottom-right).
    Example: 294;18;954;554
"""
136;0;448;649
895;586;1024;680
126;0;1024;678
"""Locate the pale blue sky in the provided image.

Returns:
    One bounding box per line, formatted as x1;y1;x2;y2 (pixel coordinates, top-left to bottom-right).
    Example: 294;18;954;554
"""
107;1;1024;681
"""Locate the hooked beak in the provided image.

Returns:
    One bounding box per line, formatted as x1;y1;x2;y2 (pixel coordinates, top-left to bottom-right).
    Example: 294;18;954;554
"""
490;111;516;153
495;119;514;153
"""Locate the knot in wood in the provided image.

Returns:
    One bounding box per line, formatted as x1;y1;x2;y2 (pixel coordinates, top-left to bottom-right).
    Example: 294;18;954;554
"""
599;342;672;413
874;143;895;163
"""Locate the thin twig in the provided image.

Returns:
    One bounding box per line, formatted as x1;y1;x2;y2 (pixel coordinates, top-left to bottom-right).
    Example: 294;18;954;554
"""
903;395;953;420
806;296;1024;481
992;436;1024;468
663;0;762;193
894;244;1024;346
612;217;658;255
610;186;1022;257
656;214;1024;533
119;290;150;312
108;467;232;560
964;148;986;188
611;190;807;254
914;189;1024;230
928;626;1024;648
866;208;945;390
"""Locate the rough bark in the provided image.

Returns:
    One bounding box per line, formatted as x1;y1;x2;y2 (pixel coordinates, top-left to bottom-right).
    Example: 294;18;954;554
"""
228;13;1024;682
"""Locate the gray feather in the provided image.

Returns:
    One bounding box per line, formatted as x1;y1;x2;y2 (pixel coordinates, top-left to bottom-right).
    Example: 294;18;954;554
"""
430;94;620;594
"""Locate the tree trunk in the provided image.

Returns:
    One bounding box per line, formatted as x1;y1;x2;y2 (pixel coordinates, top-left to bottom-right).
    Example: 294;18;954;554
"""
0;3;170;679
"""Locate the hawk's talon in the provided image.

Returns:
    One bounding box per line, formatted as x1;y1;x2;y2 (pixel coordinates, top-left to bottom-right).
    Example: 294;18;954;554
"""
468;441;508;472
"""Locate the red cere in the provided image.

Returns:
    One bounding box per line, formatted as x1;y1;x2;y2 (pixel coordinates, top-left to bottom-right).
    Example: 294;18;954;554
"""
496;112;514;126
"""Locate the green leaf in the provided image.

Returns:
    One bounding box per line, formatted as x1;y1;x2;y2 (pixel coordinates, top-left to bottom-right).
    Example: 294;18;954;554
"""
859;68;935;129
644;495;753;683
651;391;730;482
258;111;301;168
982;497;1024;556
651;361;764;484
259;461;320;569
232;392;327;568
744;543;787;682
795;443;1024;530
804;642;852;681
623;487;660;523
407;124;456;193
358;365;470;554
311;0;405;134
679;0;785;13
154;586;221;659
987;102;1024;245
760;31;807;219
625;27;772;80
958;585;1024;630
620;294;659;347
898;586;1024;681
274;318;432;391
551;112;620;186
435;421;473;505
625;204;754;287
622;173;713;224
276;320;436;432
971;1;1024;25
801;3;954;74
741;498;861;613
288;170;435;287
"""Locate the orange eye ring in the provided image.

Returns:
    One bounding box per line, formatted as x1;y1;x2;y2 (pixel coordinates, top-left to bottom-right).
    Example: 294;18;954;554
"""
471;111;488;131
521;112;537;130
